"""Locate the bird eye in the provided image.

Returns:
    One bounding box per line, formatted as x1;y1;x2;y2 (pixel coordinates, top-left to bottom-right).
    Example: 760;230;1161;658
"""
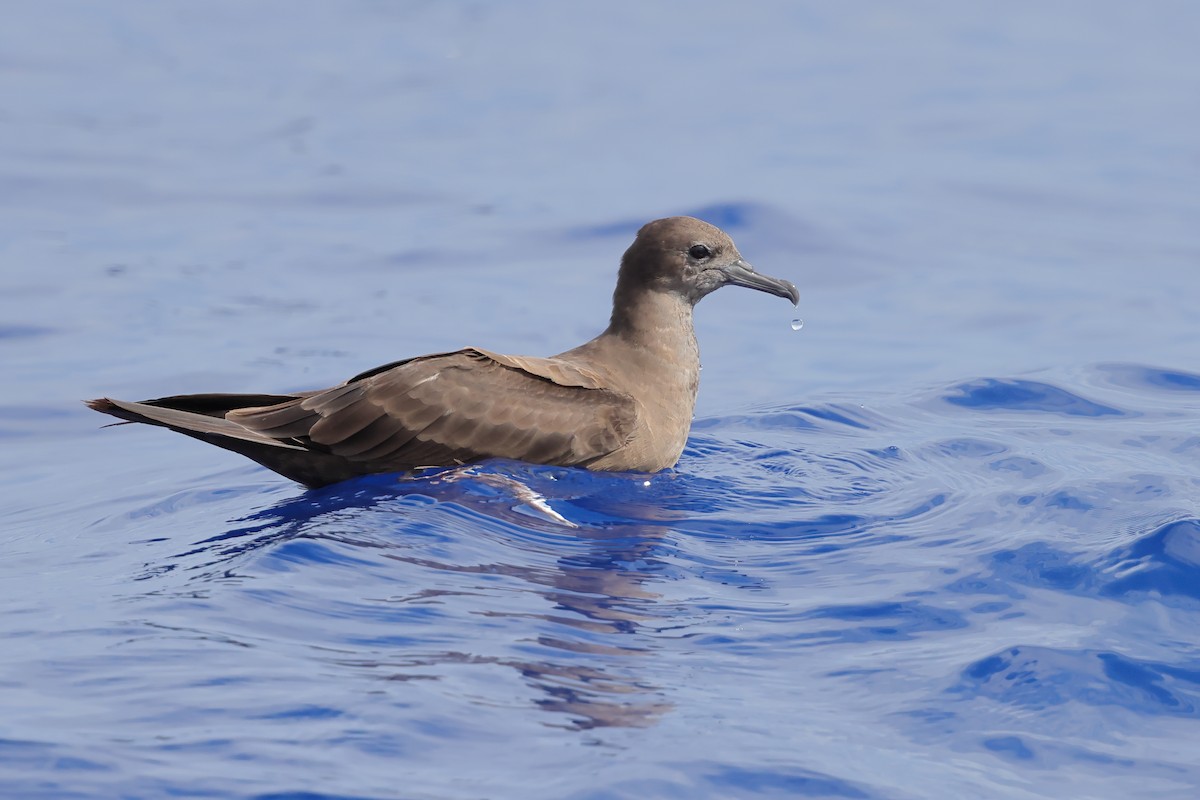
688;244;711;260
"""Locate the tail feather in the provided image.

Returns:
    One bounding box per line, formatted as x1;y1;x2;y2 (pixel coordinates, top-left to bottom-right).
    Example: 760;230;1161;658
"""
86;396;372;487
86;397;306;450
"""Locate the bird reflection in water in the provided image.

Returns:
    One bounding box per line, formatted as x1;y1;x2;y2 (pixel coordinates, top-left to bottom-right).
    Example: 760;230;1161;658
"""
157;464;694;730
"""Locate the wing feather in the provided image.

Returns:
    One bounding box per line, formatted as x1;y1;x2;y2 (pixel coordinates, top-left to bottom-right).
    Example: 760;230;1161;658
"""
230;349;636;472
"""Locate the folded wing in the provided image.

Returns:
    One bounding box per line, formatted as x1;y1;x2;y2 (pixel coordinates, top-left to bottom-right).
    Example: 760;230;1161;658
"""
227;348;637;472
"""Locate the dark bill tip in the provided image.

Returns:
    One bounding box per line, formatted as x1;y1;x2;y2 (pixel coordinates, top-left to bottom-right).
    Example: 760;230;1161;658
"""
722;260;800;306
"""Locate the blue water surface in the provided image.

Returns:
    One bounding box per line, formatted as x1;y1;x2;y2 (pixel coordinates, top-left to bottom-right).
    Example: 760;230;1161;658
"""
3;2;1200;798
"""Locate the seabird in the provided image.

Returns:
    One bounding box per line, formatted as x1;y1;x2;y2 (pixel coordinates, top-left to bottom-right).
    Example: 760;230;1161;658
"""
88;216;799;488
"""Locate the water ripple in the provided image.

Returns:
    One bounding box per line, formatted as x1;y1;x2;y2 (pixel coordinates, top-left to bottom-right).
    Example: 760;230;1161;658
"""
944;378;1125;417
956;646;1200;717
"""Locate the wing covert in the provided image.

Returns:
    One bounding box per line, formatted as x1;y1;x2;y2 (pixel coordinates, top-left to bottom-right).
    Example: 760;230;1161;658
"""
228;349;637;470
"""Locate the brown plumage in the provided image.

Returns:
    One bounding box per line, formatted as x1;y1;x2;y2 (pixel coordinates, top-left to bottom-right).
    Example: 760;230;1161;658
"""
87;216;799;488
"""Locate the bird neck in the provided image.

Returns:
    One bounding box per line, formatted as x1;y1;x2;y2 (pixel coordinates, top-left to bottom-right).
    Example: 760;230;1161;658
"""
605;288;698;363
609;284;696;335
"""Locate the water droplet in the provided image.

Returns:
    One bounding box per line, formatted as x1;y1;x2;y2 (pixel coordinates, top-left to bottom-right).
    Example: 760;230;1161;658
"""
790;318;804;331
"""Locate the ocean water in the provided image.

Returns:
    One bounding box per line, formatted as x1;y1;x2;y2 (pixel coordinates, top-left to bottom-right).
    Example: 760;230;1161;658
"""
3;2;1200;798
